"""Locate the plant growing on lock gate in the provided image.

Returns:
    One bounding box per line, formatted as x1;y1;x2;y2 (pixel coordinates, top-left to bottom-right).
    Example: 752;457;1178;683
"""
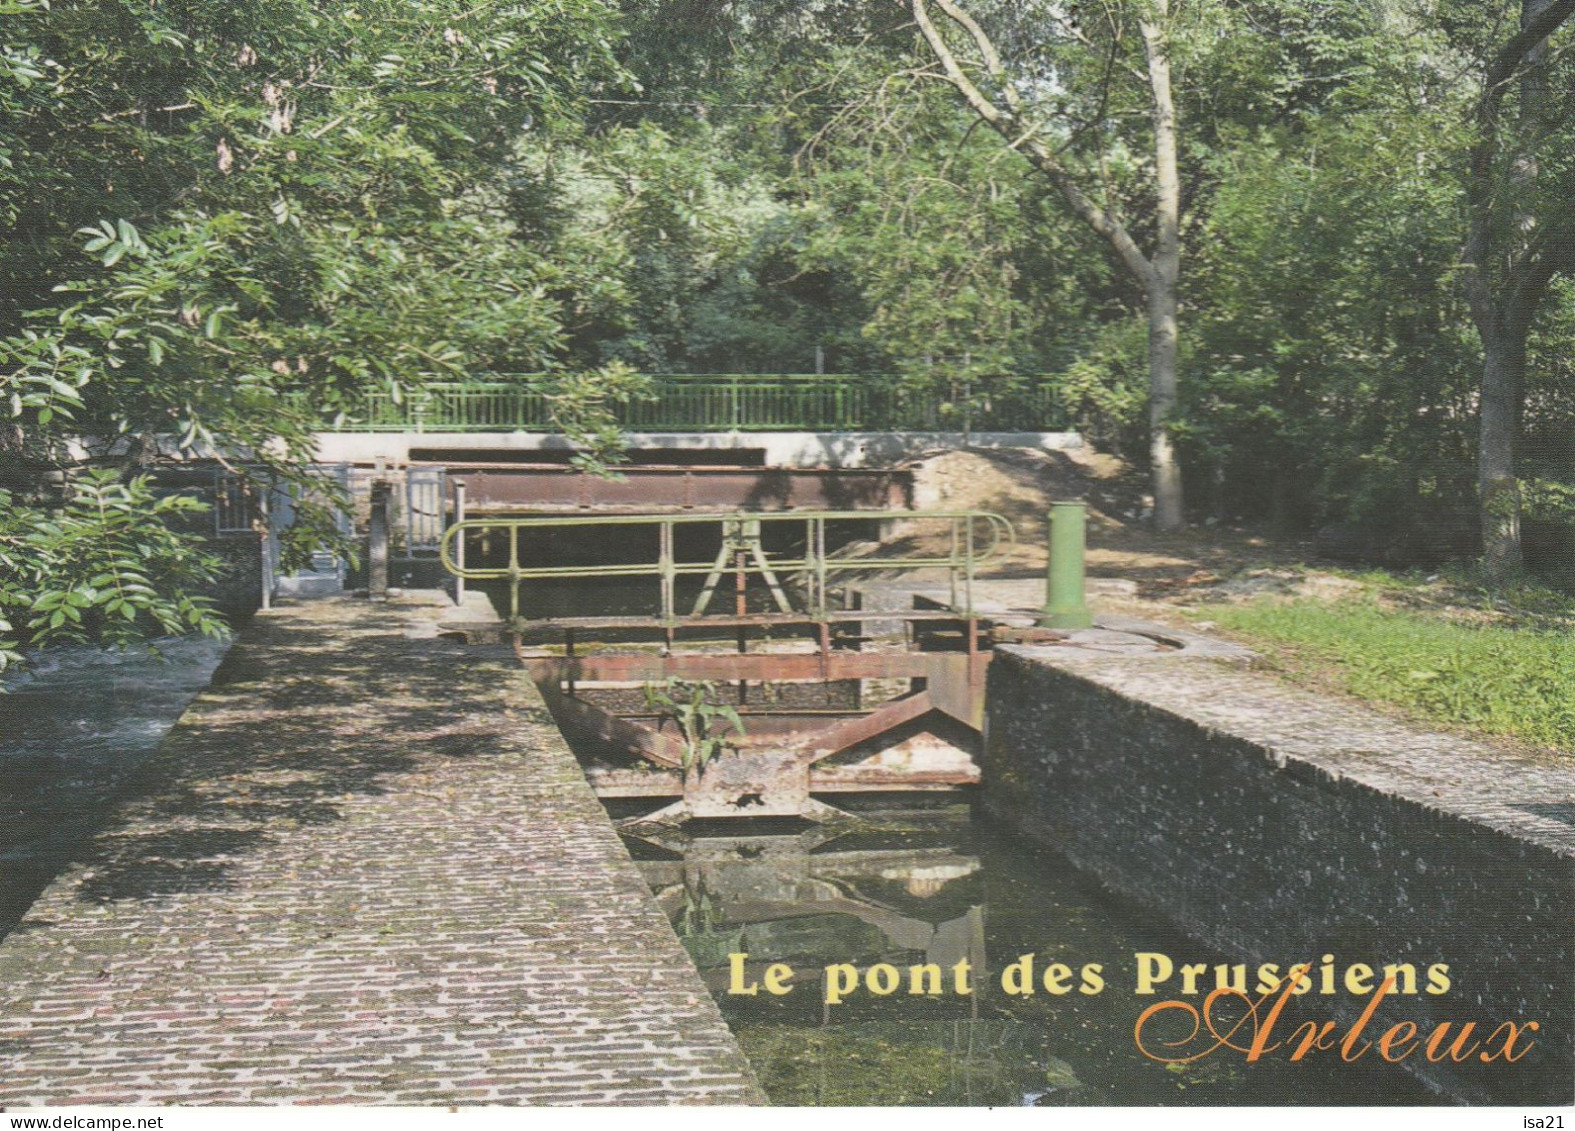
641;678;746;773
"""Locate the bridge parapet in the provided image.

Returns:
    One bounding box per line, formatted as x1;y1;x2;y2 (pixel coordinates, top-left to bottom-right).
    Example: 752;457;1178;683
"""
304;374;1070;434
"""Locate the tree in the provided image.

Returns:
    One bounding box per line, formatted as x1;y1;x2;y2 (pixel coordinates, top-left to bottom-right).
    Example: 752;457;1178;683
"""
0;0;630;667
1184;8;1483;538
909;0;1186;528
1453;0;1575;580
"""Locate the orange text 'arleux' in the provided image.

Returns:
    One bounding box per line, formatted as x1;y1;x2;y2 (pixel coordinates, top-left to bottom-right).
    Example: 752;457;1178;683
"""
1134;968;1540;1066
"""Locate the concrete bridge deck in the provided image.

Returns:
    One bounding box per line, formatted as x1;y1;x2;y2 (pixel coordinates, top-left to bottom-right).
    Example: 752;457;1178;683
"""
0;595;762;1106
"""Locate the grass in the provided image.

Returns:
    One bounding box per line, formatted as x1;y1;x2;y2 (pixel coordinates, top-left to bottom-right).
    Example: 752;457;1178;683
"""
1199;597;1575;752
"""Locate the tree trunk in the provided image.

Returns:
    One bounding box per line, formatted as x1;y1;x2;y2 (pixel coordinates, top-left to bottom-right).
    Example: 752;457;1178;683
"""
1146;281;1184;530
1142;5;1185;531
911;0;1188;530
1271;466;1291;535
1459;0;1571;583
1209;454;1227;523
1474;0;1553;581
1478;326;1526;580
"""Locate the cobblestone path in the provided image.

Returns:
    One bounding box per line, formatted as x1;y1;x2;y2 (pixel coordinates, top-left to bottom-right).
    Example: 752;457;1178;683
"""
0;596;763;1106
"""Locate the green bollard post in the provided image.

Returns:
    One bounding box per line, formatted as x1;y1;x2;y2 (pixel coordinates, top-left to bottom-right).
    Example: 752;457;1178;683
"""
1041;501;1093;630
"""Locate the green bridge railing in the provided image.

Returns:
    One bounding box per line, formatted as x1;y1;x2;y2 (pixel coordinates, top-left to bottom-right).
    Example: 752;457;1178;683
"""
313;374;1069;433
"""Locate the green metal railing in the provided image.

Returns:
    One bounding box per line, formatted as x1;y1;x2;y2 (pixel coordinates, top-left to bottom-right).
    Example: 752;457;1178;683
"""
314;374;1068;434
439;510;1015;623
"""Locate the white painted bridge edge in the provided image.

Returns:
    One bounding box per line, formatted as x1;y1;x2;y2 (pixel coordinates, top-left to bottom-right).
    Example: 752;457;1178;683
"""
311;430;1084;468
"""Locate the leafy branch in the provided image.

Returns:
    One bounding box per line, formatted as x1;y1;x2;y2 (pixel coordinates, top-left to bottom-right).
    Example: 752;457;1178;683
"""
0;469;229;684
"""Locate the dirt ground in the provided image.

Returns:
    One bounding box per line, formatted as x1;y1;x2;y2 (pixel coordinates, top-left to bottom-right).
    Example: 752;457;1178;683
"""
896;446;1315;618
882;447;1573;760
886;446;1569;633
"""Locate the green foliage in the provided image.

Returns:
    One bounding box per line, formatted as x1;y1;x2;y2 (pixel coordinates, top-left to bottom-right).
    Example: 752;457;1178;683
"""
536;362;653;476
0;0;1571;663
1056;319;1152;452
1203;598;1575;750
2;0;630;449
527;0;1575;568
0;469;227;679
642;677;746;772
1189;96;1482;528
0;0;632;651
1522;478;1575;524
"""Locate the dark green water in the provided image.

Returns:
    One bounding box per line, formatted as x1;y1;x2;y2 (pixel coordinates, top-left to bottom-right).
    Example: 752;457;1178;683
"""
630;811;1447;1107
0;637;232;940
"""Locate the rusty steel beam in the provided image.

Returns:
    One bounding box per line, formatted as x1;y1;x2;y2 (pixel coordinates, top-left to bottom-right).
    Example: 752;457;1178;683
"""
584;767;684;798
797;692;936;765
584;764;978;798
510;609;980;635
436;463;911;512
525;651;955;684
810;765;979;789
538;683;684;768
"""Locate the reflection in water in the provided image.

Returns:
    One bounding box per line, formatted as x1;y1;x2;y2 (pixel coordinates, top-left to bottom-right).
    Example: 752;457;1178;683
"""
631;811;1445;1107
640;826;987;998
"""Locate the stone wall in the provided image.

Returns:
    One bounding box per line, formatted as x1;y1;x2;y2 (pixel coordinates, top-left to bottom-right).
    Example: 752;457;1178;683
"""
984;645;1574;1105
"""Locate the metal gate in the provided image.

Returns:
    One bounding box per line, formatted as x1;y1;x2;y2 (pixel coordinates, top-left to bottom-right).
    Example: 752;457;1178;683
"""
439;509;1014;826
269;463;353;599
405;467;447;554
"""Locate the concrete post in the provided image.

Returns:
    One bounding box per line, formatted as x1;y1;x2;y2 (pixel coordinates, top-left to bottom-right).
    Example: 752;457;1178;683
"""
258;488;273;612
368;479;391;600
452;478;467;607
1041;501;1093;630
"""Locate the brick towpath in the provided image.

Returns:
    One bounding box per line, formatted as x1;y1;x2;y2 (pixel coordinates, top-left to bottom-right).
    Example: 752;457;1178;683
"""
0;595;763;1106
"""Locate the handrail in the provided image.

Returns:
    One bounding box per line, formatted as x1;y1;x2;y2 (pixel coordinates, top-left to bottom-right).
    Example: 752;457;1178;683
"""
303;374;1069;434
438;509;1015;622
399;374;875;385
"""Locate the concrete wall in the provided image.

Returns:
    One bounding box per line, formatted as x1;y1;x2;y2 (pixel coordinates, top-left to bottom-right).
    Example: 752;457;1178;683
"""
983;645;1574;1105
312;430;1083;468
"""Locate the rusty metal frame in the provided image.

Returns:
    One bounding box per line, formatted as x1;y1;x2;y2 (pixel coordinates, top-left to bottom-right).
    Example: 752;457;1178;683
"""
430;462;912;513
525;643;988;825
439;509;1012;623
437;510;1009;825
